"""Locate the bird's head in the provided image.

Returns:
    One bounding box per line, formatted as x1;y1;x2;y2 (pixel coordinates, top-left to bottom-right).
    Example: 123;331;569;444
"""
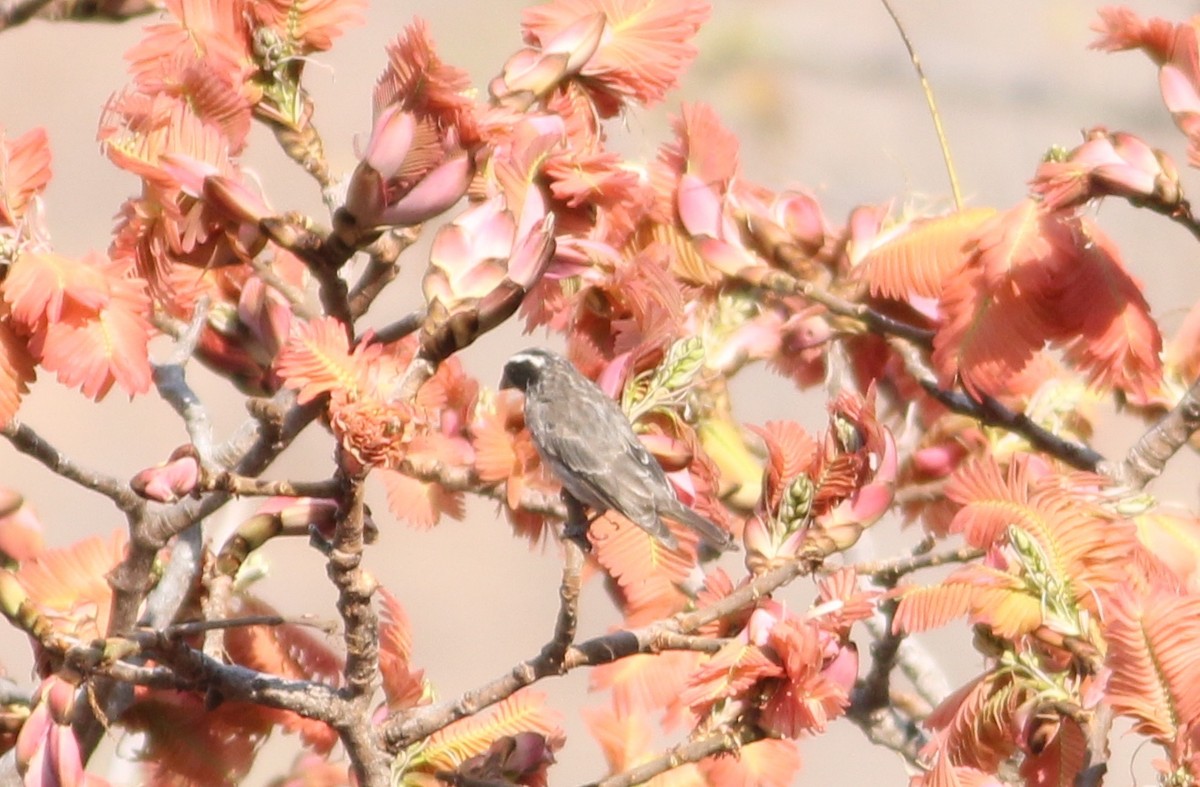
499;347;560;392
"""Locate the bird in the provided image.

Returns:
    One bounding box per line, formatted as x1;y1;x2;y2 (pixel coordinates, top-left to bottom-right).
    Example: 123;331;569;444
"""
499;347;737;552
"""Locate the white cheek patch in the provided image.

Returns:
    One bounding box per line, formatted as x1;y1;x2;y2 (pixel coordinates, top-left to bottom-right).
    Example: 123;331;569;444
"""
509;352;551;376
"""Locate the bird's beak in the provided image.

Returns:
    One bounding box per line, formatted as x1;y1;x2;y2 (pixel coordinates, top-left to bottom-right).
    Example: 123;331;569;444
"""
498;369;514;390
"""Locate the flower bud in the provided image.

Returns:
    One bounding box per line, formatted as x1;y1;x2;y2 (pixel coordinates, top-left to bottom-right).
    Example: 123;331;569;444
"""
130;446;201;503
490;14;606;108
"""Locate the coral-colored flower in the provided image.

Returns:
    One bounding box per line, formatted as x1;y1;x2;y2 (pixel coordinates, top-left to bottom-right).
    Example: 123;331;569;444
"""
518;0;711;116
759;616;854;737
1031;128;1182;211
0;127;52;229
375;19;478;141
329;395;429;472
3;250;154;401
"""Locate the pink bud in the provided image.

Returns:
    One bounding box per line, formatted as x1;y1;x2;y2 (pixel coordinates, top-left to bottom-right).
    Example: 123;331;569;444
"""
377;152;473;227
492;14;606;103
503;731;557;775
45;722;85;787
542;13;607;76
238;276;293;359
40;676;77;725
158;153;220;197
772;190;827;254
1160;64;1200;116
506;213;555;288
344;109;474;234
14;701;50;775
820;642;859;694
272;497;340;530
362;106;417;178
130;449;200;503
677;173;724;237
204;175;271;227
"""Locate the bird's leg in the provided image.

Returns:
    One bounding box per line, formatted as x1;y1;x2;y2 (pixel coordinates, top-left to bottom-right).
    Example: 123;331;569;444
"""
560;491;593;552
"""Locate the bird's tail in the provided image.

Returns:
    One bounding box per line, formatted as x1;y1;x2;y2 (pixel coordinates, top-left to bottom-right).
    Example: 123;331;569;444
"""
664;503;739;552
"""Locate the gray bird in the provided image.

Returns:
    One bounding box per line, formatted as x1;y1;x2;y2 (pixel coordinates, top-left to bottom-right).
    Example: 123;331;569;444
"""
499;347;736;552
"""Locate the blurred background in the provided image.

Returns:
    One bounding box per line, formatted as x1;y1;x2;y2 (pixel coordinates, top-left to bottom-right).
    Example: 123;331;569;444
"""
1;0;1197;783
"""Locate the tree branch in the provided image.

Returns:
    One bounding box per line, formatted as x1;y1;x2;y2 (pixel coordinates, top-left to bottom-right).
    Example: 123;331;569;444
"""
381;556;814;750
197;467;339;498
538;540;584;674
398;455;567;519
0;0;152;32
1075;703;1114;787
152;299;214;459
68;636;345;723
850;545;983;581
754;268;936;346
890;339;1104;471
327;471;378;700
348;228;420;320
370;309;425;346
1;420;143;514
324;469;389;787
588;724;765;787
1102;374;1200;489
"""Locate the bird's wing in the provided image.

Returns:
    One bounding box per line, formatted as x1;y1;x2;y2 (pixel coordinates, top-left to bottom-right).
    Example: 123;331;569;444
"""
527;376;678;544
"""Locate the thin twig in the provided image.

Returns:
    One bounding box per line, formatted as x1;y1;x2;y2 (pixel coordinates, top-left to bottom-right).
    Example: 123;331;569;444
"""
249;255;318;321
589;724;765;787
879;0;962;209
398;456;567;519
166;614;337;637
890;339;1104;471
755;269;935;346
152;299;214;459
371;309;425;346
0;0;153;30
1;420;143;514
381;555;815;750
348;228;421;320
0;0;53;28
851;545;983;581
198;467;339;498
853;598;903;716
539;540;584;673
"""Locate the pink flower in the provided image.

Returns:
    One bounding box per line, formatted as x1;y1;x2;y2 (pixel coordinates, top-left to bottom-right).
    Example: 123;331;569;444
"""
490;14;607;110
422;193;556;330
130;446;201;502
341;106;474;241
1030;127;1182;211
